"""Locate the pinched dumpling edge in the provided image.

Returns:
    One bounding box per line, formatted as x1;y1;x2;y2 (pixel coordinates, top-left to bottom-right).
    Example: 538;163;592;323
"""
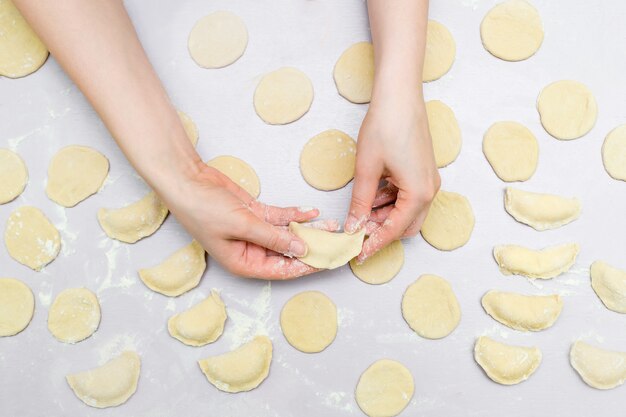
474;336;542;385
481;290;563;331
504;187;581;231
493;243;579;279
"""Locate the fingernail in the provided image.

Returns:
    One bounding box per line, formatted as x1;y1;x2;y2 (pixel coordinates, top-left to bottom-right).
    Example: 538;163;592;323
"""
289;239;307;257
298;206;315;213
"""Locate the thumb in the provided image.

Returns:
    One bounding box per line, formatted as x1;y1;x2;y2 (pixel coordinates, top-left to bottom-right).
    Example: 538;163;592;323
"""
238;217;308;257
345;159;382;233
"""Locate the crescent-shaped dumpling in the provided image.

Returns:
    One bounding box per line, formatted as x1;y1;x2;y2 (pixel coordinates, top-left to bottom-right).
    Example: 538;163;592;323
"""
493;243;579;279
481;290;562;331
474;336;542;385
591;261;626;313
168;290;226;346
66;351;141;408
570;341;626;390
504;187;581;231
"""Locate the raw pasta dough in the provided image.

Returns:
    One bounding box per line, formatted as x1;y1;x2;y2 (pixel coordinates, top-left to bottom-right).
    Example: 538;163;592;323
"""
299;129;356;191
421;190;474;251
207;155;261;198
4;206;61;270
481;290;562;331
333;41;374;104
355;359;414;417
48;288;100;343
504;187;581;230
253;67;313;125
482;121;538;182
423;20;456;82
570;341;626;390
280;291;337;353
602;125;626;181
537;80;597;140
168;290;226;346
425;100;461;168
349;240;404;285
590;260;626;313
178;110;199;146
0;277;34;336
493;243;579;279
0;148;27;204
188;11;247;69
474;336;541;385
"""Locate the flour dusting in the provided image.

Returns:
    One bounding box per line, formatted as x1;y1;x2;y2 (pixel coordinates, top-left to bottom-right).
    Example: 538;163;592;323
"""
225;283;272;348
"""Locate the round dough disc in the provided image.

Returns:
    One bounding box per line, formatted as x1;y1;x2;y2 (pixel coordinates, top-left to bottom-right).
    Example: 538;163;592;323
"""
254;67;313;125
46;145;109;207
0;0;49;78
188;11;248;69
280;291;337;353
48;288;101;343
602;125;626;181
421;190;474;251
480;0;544;61
0;148;28;204
426;100;462;168
483;121;538;182
402;274;461;339
0;278;34;336
207;155;261;198
350;240;404;285
300;129;356;191
423;20;456;82
177;110;199;146
333;41;374;104
537;80;597;140
355;359;414;417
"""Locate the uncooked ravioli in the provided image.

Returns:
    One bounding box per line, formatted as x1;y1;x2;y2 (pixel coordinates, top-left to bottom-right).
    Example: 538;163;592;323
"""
349;240;404;285
188;11;248;69
280;291;337;353
420;190;474;251
0;148;28;204
168;290;226;346
537;80;597;140
474;336;541;385
493;243;579;279
333;41;374;104
482;121;538;182
0;277;34;336
425;100;461;168
253;67;313;125
299;129;356;191
423;20;456;82
206;155;260;198
481;290;562;331
504;187;581;230
590;260;626;313
355;359;414;417
570;341;626;390
602;125;626;181
48;288;100;343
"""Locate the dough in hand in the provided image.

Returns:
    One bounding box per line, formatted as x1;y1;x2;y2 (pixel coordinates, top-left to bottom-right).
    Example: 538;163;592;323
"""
481;290;562;331
590;260;626;313
66;351;140;408
188;11;247;69
474;336;541;385
333;41;374;104
178;110;199;146
0;277;34;336
423;20;456;82
402;274;461;339
207;155;260;198
280;291;337;353
97;191;168;244
48;288;100;343
349;240;404;285
4;206;61;270
482;121;538;182
253;67;313;125
0;0;48;78
426;100;462;168
198;335;272;393
570;341;626;390
168;290;226;346
46;146;109;207
299;129;356;191
493;243;579;279
504;187;581;230
602;125;626;181
355;359;414;417
537;80;597;140
421;190;474;251
0;148;28;204
139;240;206;297
289;221;365;269
480;0;544;61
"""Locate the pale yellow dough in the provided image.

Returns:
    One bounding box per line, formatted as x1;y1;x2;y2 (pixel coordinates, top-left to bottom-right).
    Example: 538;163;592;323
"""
198;335;272;393
421;190;474;251
423;20;456;82
207;155;261;198
48;288;100;343
474;336;541;385
299;129;356;191
168;290;226;346
537;80;597;140
0;277;34;336
280;291;337;353
350;240;404;285
402;274;461;339
188;11;247;69
333;41;374;104
570;341;626;390
66;351;140;408
504;187;581;230
355;359;414;417
139;240;206;297
602;125;626;181
178;110;199;146
289;221;365;269
4;206;61;270
480;0;544;62
0;0;48;78
482;121;538;182
591;260;626;313
426;100;462;168
481;290;562;331
0;148;28;204
253;67;313;125
493;243;579;279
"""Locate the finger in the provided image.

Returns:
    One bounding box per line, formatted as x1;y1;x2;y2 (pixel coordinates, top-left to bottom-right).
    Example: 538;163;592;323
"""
250;201;319;226
364;220;382;235
267;219;340;256
369;205;394;223
238;216;308;257
345;160;383;233
372;183;398;208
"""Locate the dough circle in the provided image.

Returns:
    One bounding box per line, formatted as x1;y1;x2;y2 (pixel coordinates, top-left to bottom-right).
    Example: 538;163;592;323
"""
300;129;356;191
355;359;414;417
188;11;248;69
280;291;337;353
421;190;474;251
48;288;101;343
537;80;597;140
253;67;313;125
425;100;462;167
602;125;626;181
0;148;28;204
4;206;61;270
483;122;538;182
423;20;456;82
480;0;544;61
0;277;34;336
46;145;109;207
333;41;374;104
402;274;461;339
206;155;261;198
349;240;404;285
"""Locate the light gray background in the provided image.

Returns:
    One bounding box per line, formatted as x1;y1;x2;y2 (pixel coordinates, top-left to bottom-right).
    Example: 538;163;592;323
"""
2;0;626;416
